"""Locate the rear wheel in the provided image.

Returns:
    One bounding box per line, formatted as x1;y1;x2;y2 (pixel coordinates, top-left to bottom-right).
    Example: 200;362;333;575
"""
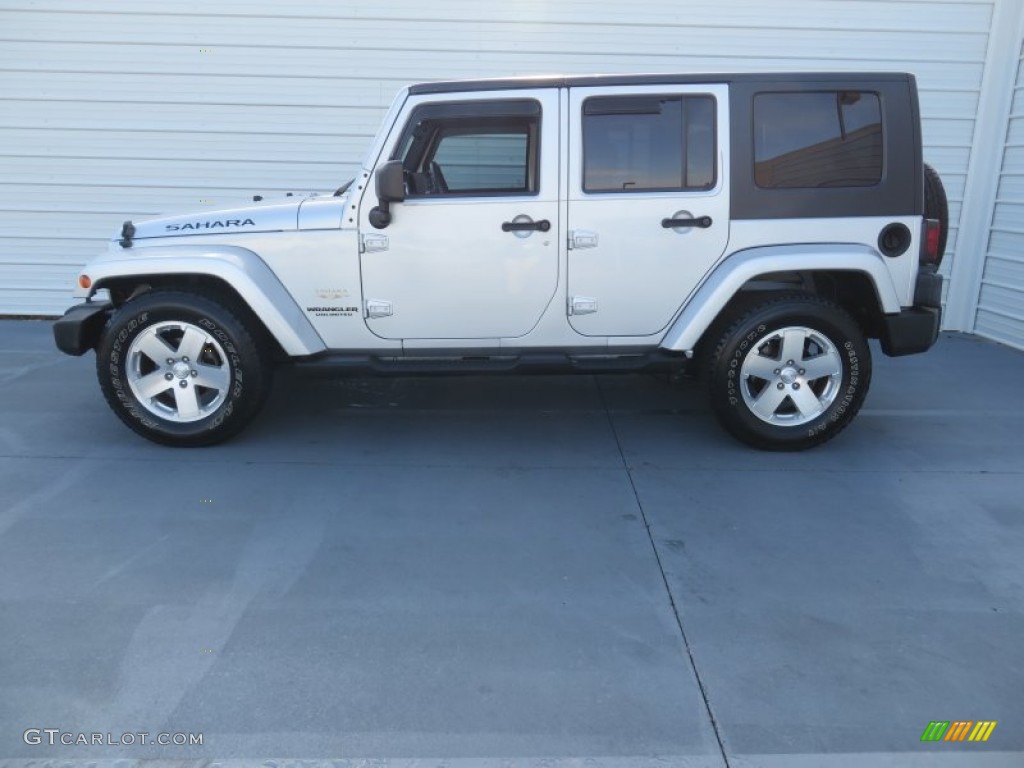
96;291;272;446
706;293;871;450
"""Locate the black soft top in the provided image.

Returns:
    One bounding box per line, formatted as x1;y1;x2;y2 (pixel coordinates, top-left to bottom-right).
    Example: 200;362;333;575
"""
408;72;916;95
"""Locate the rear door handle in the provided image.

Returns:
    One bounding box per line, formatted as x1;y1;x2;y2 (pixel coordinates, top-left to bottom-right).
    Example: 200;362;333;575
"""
502;219;551;232
661;216;712;229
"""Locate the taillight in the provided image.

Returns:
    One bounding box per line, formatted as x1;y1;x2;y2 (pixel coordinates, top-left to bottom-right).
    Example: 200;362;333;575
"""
922;219;942;268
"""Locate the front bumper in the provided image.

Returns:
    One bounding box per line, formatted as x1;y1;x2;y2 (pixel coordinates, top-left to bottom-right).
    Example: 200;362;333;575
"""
878;271;942;357
53;301;113;356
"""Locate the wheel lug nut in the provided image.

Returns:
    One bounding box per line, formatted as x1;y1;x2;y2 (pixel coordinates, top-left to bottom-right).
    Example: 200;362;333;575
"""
191;370;198;377
164;372;174;381
777;382;785;390
166;358;174;365
793;383;801;390
787;360;794;365
179;380;188;388
182;356;189;363
799;369;805;375
774;368;781;375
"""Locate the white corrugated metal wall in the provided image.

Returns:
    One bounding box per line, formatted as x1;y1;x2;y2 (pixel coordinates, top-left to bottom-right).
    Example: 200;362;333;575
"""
971;12;1024;349
0;0;1018;349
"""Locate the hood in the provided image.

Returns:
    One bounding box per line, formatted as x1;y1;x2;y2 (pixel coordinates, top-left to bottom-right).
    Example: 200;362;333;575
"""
128;199;303;241
117;189;351;245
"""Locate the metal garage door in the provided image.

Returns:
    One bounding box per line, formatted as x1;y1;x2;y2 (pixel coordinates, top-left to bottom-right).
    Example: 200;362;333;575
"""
0;0;997;317
974;41;1024;350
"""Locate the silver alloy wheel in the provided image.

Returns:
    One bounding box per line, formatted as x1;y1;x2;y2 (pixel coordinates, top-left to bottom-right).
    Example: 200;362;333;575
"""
126;321;231;422
739;325;843;426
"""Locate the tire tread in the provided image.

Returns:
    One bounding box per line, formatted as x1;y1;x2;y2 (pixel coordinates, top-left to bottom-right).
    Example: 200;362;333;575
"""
705;292;871;451
96;290;272;447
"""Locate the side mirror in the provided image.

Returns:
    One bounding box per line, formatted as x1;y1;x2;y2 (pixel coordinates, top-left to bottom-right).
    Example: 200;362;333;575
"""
376;160;406;202
369;160;406;229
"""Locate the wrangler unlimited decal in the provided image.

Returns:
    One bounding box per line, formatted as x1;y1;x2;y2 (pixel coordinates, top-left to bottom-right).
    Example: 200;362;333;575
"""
165;218;256;231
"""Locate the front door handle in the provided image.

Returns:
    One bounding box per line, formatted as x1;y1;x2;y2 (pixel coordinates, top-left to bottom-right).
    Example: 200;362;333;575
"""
661;215;712;229
502;219;551;233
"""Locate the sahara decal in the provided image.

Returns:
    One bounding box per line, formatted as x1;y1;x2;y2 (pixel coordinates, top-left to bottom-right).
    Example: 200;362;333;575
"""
165;218;256;232
315;288;351;300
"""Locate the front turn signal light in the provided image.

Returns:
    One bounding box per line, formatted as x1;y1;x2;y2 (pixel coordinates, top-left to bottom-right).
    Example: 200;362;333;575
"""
78;274;92;289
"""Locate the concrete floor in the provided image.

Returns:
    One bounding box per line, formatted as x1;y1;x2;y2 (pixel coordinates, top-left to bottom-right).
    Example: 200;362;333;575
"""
0;319;1021;767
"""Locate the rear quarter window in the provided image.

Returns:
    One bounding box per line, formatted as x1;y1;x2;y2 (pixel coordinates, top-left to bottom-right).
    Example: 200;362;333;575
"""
754;91;882;189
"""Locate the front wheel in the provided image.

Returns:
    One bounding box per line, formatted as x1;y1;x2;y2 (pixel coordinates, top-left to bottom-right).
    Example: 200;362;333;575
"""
96;291;272;446
706;294;871;450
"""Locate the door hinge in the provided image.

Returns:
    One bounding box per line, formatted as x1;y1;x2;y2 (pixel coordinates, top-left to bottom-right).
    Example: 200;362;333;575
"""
365;299;393;319
568;230;598;250
360;233;389;253
569;296;598;315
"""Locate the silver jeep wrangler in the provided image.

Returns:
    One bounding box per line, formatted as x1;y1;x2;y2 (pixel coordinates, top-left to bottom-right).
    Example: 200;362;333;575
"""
54;73;946;450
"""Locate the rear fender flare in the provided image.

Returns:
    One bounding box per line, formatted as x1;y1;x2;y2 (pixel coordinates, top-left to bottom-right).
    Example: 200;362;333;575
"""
659;244;901;353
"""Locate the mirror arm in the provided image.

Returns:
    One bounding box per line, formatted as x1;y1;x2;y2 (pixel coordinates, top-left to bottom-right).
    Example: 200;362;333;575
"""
369;202;392;229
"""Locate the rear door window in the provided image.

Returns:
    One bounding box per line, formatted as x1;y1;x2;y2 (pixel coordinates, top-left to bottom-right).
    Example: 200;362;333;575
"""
582;95;716;193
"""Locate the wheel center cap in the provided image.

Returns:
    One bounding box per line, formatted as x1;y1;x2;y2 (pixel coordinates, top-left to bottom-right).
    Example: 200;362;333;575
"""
779;366;799;385
172;361;191;379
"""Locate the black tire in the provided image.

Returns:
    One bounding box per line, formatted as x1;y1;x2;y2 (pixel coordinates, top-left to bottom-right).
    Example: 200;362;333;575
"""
706;293;871;451
924;162;948;259
96;291;272;446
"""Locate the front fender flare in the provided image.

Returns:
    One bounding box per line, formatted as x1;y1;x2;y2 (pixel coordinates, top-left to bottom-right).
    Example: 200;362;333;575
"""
81;243;326;356
659;244;902;354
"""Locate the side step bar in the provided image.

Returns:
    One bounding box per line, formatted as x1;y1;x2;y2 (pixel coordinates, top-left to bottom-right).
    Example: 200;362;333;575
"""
291;350;687;376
